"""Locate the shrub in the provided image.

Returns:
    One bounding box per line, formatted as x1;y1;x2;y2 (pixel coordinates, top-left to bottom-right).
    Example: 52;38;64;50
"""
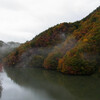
44;52;62;70
58;50;97;75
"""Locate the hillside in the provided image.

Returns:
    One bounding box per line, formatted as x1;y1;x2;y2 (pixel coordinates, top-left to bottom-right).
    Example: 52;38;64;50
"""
3;6;100;75
0;41;20;62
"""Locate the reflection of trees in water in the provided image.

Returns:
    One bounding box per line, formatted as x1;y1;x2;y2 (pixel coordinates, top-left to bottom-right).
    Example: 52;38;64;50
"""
0;82;2;98
4;67;100;100
0;64;2;98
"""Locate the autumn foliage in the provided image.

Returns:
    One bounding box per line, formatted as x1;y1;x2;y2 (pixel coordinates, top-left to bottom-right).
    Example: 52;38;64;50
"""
3;6;100;75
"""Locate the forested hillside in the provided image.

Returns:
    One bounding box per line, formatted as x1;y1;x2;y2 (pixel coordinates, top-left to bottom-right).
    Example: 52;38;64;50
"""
0;41;20;62
3;6;100;75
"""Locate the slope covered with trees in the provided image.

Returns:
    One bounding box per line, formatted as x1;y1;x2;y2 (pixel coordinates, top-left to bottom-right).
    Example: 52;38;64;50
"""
0;41;20;62
3;6;100;75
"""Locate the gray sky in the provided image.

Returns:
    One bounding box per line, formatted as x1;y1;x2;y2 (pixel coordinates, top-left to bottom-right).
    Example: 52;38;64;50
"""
0;0;100;43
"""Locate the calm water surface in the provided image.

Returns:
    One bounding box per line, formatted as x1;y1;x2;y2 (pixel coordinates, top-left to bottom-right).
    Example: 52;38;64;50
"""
0;67;100;100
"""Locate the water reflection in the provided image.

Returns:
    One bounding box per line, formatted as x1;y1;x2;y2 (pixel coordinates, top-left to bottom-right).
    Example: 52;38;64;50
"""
0;63;3;98
3;67;100;100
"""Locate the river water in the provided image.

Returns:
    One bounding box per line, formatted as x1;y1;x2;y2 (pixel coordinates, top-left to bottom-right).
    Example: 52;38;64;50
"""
0;67;100;100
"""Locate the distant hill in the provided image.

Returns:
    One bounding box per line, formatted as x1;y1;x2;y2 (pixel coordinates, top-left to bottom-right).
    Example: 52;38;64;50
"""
3;6;100;75
0;41;20;62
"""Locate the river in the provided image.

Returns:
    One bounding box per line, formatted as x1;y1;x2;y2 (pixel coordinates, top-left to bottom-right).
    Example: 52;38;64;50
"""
0;66;100;100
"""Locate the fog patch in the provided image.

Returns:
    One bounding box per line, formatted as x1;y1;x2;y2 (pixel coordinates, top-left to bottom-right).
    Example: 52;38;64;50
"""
0;40;20;62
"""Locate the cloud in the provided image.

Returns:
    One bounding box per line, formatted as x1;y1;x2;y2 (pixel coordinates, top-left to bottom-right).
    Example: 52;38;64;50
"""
0;31;34;43
0;0;100;43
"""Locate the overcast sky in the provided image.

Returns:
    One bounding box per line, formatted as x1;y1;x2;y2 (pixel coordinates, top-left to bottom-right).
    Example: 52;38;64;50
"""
0;0;100;43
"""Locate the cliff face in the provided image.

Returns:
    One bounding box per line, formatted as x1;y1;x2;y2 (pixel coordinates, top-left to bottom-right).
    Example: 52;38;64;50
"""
4;6;100;75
